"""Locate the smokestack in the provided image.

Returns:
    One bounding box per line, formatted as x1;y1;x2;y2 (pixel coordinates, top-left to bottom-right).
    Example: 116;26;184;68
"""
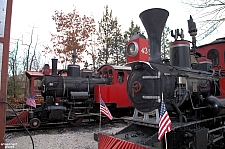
52;59;58;76
139;8;169;63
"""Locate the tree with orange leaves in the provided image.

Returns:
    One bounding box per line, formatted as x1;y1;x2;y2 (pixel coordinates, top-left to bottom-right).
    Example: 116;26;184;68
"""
44;8;96;64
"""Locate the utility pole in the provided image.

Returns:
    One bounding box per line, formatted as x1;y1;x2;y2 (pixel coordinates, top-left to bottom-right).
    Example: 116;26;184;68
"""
0;0;13;149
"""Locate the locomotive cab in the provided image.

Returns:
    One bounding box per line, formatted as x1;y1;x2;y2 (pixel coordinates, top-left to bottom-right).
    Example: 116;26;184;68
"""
196;38;225;71
195;37;225;99
94;65;133;117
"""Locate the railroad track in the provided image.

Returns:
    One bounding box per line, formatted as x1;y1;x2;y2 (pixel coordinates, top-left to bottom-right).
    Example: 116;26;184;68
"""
6;117;126;133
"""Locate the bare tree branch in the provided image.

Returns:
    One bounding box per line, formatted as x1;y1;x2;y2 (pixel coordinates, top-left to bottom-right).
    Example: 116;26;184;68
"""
182;0;225;40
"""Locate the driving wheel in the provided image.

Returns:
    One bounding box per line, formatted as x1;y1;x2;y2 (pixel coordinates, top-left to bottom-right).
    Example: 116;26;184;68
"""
68;109;84;126
29;118;41;129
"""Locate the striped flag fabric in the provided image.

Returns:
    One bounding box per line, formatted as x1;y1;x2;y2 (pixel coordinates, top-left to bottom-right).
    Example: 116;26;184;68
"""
30;96;36;108
158;101;172;140
26;95;31;106
100;98;113;120
26;95;36;108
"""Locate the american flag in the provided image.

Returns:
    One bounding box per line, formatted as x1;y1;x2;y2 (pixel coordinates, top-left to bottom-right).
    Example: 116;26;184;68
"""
100;98;113;120
26;95;36;108
158;101;172;140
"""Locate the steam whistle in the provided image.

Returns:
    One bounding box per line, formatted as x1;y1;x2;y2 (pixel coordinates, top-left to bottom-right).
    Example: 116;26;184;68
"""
188;15;197;53
72;50;77;65
171;29;184;40
84;61;88;69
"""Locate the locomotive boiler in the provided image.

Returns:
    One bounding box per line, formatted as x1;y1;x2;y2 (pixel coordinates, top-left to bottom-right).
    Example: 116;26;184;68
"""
40;59;109;100
96;8;225;149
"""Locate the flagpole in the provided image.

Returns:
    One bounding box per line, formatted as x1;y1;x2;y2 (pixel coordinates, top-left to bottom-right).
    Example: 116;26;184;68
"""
162;92;168;149
158;92;172;145
99;88;101;132
165;133;168;149
99;109;101;132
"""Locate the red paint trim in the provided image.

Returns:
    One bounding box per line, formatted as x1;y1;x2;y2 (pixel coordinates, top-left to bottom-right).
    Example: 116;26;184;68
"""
170;40;189;46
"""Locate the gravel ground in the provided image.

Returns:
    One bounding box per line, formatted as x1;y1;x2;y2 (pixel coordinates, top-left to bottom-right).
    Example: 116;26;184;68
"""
5;123;128;149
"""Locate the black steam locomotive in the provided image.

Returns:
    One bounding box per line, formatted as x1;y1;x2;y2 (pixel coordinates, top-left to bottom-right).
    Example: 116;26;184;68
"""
96;8;225;149
18;55;134;128
31;59;110;127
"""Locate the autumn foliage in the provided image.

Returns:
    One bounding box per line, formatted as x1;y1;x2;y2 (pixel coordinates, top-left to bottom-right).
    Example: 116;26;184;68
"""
44;9;96;64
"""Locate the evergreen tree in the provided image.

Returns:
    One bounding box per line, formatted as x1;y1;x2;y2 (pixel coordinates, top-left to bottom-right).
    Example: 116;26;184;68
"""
123;20;143;42
111;24;126;65
161;25;172;60
97;5;124;66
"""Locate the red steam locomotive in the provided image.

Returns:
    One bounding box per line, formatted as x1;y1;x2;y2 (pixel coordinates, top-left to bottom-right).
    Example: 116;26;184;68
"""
95;8;225;149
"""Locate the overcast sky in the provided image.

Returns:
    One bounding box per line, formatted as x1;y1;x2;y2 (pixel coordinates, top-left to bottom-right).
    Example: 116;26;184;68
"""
10;0;193;43
9;0;224;67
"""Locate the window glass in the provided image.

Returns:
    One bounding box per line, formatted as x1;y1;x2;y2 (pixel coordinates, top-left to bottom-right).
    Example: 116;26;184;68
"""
108;69;112;75
117;71;124;84
103;68;108;78
108;69;113;81
34;77;42;91
224;50;225;63
207;49;219;66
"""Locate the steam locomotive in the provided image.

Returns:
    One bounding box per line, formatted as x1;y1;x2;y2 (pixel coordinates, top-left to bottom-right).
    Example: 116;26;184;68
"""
23;59;134;128
7;53;138;128
95;8;225;149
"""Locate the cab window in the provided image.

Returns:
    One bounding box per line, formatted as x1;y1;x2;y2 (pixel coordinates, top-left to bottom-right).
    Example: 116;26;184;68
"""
108;69;113;81
117;71;124;84
224;50;225;63
207;49;219;66
34;77;42;91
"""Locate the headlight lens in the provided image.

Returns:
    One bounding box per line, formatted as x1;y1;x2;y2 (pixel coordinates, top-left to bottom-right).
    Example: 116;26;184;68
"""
48;82;54;87
127;42;138;57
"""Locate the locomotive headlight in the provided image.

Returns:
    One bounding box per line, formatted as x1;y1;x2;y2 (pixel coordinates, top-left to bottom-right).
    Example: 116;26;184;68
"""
127;42;138;57
48;82;54;87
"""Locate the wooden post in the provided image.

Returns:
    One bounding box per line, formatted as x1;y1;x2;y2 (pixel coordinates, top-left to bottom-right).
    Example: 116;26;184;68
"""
0;0;13;149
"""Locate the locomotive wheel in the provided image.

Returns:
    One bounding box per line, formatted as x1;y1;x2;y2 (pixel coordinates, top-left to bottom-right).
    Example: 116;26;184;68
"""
69;117;84;126
68;109;84;126
29;118;41;129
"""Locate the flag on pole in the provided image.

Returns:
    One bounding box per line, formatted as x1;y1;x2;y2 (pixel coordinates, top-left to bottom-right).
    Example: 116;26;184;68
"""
30;96;36;108
26;95;31;106
26;95;36;108
158;101;172;140
100;98;113;120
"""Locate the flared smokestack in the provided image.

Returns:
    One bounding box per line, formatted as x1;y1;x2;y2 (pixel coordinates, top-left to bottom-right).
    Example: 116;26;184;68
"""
139;8;169;63
52;59;58;76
